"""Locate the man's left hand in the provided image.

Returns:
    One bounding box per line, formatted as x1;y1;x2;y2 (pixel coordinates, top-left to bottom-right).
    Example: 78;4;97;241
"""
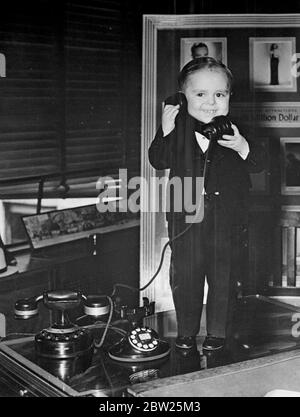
217;124;249;156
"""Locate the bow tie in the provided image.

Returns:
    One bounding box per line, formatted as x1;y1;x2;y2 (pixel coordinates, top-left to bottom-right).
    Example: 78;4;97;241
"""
194;120;205;134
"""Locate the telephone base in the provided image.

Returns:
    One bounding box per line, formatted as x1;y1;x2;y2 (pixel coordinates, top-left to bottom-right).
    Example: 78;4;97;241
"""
37;350;93;381
35;326;94;359
108;339;170;363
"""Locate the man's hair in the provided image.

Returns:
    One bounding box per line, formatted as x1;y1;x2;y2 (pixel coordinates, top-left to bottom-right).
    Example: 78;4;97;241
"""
191;42;208;58
178;57;234;92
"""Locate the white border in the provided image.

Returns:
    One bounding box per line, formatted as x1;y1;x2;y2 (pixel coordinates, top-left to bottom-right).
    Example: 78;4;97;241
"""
249;37;297;92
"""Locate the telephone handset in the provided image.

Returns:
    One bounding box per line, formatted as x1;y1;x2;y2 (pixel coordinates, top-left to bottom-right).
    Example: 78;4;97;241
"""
164;92;234;140
14;290;110;321
164;91;187;110
14;290;110;359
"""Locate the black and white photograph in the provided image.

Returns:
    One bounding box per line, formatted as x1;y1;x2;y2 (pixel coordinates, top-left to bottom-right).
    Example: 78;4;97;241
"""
1;1;300;402
249;37;297;91
180;37;227;68
281;137;300;193
249;138;270;194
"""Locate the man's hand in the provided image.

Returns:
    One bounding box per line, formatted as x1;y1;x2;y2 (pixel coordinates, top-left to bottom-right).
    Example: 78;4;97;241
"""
162;104;180;137
217;124;249;158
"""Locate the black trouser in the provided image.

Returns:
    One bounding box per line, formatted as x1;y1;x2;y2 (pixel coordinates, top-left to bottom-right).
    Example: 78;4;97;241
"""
169;196;243;338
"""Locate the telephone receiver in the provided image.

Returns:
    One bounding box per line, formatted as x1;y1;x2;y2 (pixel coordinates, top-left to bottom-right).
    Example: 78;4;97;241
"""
14;290;110;321
14;290;110;359
164;91;187;108
164;92;234;140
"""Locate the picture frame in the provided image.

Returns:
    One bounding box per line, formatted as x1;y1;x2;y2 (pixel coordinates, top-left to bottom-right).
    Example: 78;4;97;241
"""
249;37;297;92
250;137;270;194
280;205;300;287
141;14;300;312
22;204;128;249
180;37;227;68
281;137;300;195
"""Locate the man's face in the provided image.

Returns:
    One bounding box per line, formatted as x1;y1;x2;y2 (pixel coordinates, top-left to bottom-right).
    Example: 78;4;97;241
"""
193;46;208;58
183;68;230;124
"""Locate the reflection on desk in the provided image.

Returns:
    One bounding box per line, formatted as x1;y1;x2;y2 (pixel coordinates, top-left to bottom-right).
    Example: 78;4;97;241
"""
2;294;300;397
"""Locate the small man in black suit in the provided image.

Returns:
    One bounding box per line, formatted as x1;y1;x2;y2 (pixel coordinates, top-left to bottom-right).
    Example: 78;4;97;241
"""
149;57;265;352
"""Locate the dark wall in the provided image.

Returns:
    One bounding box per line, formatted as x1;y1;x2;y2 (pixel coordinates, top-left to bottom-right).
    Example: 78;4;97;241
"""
1;0;299;195
2;1;300;293
124;0;300;176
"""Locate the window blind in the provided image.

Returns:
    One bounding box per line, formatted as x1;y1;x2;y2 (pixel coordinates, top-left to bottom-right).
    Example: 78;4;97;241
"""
65;0;126;195
0;0;138;198
0;2;60;197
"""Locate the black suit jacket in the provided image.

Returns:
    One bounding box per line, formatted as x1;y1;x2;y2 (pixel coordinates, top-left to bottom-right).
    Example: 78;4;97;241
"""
149;125;266;230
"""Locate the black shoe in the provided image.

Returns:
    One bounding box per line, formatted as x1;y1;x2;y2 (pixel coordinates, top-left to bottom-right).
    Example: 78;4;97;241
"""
202;336;225;351
175;336;197;350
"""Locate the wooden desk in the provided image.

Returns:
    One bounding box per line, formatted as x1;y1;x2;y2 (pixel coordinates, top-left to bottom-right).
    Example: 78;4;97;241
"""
0;220;140;337
128;349;300;397
1;301;300;397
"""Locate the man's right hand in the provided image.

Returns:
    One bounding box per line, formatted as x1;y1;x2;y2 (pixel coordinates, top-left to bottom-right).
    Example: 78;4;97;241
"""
162;104;180;137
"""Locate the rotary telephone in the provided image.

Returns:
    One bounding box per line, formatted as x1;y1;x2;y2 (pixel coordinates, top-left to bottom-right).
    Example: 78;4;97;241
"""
164;92;234;140
14;290;170;363
108;298;170;363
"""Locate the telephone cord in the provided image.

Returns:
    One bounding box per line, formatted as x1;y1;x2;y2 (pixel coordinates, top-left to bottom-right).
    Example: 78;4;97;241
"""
111;136;214;297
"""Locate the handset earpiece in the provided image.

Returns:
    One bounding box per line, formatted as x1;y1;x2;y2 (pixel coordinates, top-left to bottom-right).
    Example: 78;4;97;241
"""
164;92;187;111
202;115;233;141
14;294;43;319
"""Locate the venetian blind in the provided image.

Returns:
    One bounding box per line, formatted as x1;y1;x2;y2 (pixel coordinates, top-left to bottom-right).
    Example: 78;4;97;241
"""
0;0;135;198
0;2;59;197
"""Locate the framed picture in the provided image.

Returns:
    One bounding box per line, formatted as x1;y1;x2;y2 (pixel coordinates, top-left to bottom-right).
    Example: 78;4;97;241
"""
22;204;128;249
249;37;297;92
180;37;227;68
141;14;300;312
250;138;270;194
281;138;300;195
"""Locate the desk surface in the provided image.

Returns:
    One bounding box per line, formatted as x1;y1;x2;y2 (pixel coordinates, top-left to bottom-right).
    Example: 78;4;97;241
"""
1;296;300;397
0;316;207;397
128;349;300;397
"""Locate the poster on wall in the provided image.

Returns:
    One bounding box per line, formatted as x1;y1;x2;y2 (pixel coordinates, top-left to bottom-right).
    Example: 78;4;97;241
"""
250;138;270;194
231;102;300;127
249;37;297;91
180;37;227;68
281;137;300;194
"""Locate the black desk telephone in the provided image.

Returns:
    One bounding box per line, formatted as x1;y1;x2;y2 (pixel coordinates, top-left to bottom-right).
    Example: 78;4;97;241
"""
108;299;170;362
14;290;170;363
14;290;109;359
165;92;234;140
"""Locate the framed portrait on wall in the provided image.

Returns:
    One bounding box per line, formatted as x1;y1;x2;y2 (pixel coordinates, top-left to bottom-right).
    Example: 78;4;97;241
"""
281;137;300;194
250;138;270;194
249;37;297;92
180;37;227;68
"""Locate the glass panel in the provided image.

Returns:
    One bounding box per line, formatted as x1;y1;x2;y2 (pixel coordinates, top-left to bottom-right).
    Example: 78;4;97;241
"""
0;197;97;245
